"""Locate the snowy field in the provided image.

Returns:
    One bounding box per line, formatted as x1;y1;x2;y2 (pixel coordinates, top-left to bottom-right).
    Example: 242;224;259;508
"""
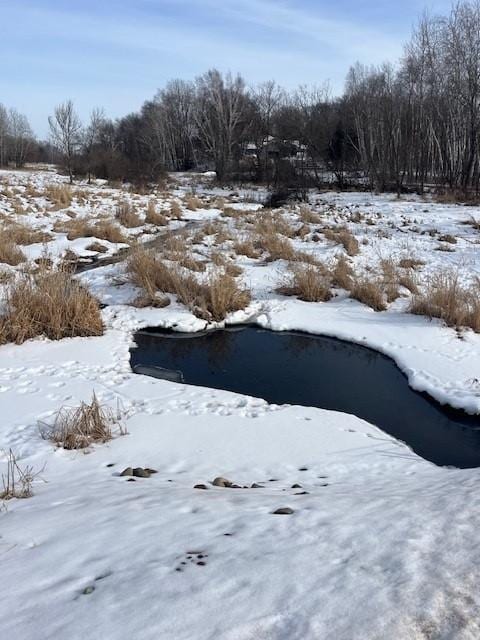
1;168;480;639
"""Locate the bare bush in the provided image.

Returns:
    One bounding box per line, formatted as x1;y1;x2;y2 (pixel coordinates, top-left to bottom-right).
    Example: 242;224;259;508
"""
257;232;296;262
0;265;104;345
234;239;262;259
1;449;43;500
39;394;127;450
298;205;321;224
3;223;52;245
55;218;127;243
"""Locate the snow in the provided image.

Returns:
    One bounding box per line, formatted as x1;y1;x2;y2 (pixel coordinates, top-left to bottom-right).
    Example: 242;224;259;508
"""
1;169;480;639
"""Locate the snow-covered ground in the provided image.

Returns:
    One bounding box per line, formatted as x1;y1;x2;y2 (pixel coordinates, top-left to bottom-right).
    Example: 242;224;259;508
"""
1;169;480;639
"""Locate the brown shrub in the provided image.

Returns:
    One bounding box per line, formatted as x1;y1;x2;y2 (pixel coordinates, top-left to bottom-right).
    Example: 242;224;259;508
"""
0;238;26;266
380;258;400;303
39;393;126;450
278;264;332;302
115;201;142;228
0;266;104;345
410;271;480;332
350;277;387;311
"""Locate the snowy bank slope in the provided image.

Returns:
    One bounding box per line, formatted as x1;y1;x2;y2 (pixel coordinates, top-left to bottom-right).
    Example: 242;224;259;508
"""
0;325;480;639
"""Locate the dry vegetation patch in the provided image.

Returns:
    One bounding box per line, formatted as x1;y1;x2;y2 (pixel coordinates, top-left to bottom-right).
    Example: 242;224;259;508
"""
45;184;73;209
278;264;332;302
127;247;250;321
324;227;360;256
0;238;26;266
0;265;104;345
350;277;387;312
39;394;127;450
410;271;480;332
115;201;142;228
145;201;168;226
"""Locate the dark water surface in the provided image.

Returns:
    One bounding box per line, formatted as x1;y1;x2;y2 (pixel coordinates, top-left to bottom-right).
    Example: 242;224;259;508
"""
130;326;480;468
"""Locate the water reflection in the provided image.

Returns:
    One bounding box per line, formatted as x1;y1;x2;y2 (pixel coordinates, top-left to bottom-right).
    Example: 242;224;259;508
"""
131;326;480;468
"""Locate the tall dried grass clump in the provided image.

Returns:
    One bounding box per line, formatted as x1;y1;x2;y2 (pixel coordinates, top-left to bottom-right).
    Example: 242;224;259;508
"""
298;205;321;224
0;238;26;266
234;238;262;259
278;264;332;302
1;449;42;500
350;277;387;311
0;265;104;345
39;394;127;450
185;195;202;210
331;254;354;290
126;248;172;307
169;200;183;219
409;271;480;332
324;227;360;256
145;200;168;226
115;201;142;228
45;183;73;209
3;222;52;245
55;218;127;243
127;248;250;321
257;232;296;262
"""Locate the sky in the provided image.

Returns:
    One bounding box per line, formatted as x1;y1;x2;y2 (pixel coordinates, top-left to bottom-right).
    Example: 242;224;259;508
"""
0;0;454;138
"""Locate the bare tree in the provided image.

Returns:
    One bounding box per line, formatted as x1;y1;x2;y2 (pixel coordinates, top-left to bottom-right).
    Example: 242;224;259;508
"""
48;100;82;183
82;107;106;183
194;69;249;181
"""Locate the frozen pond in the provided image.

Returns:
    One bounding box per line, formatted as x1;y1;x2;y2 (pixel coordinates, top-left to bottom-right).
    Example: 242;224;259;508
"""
131;326;480;468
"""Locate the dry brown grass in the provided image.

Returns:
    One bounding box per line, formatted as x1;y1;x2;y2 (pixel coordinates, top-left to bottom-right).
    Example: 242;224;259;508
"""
127;247;250;321
0;265;104;345
255;211;296;238
86;241;108;253
380;258;401;302
324;226;360;257
45;183;73;209
127;248;172;307
39;394;127;450
298;205;321;224
1;449;42;500
331;254;354;290
439;234;457;244
185;195;202;210
55;218;127;244
233;238;262;259
3;223;52;245
211;251;243;276
410;271;480;332
278;264;332;302
350;277;387;311
169;200;183;219
0;238;26;266
258;232;296;262
115;201;142;228
145;201;168;226
399;257;425;270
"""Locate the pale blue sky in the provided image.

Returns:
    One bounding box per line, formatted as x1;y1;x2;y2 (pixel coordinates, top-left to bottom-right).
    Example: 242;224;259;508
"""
0;0;453;137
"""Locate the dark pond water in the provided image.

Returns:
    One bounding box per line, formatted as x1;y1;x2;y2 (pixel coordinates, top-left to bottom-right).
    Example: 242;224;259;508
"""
130;326;480;468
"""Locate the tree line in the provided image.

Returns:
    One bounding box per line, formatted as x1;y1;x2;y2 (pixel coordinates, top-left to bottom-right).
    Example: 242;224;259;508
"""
4;1;480;196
